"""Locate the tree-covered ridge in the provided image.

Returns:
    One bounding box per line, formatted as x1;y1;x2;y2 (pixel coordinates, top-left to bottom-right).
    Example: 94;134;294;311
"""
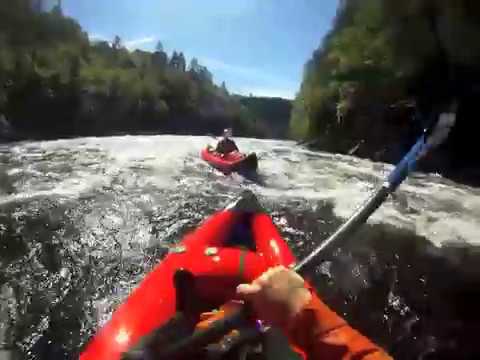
291;0;480;173
0;0;288;140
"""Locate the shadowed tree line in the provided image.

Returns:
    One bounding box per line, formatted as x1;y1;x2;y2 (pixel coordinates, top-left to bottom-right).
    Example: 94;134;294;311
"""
291;0;480;184
0;1;291;141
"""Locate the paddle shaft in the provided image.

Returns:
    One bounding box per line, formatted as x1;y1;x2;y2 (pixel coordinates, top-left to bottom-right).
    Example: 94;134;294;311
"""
296;131;432;272
295;185;389;273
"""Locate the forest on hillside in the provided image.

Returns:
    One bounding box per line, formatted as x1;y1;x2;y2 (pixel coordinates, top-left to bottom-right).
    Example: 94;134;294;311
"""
290;0;480;181
0;1;290;141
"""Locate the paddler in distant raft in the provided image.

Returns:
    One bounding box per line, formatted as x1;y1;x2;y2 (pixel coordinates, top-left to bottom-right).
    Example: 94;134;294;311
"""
214;128;239;156
203;128;258;175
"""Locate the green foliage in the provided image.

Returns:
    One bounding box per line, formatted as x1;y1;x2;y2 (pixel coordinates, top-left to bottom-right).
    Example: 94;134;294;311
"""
0;2;286;139
290;0;480;151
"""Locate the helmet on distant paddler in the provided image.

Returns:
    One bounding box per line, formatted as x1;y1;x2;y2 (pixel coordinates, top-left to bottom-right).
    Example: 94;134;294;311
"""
223;128;233;138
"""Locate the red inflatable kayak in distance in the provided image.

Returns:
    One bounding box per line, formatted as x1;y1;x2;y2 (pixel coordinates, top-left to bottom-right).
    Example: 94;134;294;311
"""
80;191;297;360
201;147;258;174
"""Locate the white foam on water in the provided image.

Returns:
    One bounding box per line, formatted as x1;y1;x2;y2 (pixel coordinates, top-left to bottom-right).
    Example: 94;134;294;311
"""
252;140;480;248
1;135;479;248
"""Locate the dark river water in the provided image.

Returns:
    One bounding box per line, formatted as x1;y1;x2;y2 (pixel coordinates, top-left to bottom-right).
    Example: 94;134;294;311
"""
0;135;479;360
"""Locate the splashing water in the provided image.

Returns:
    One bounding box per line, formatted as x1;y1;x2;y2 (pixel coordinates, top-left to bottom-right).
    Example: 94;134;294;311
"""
0;135;479;359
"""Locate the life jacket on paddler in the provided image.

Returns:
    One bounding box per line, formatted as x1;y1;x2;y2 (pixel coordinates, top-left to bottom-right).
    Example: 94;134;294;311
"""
215;128;239;155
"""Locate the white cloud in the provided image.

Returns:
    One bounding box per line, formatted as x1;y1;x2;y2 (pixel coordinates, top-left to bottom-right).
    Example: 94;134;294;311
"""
124;36;157;50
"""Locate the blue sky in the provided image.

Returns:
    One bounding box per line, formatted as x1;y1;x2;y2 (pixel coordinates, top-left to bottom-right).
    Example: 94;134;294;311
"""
62;0;338;99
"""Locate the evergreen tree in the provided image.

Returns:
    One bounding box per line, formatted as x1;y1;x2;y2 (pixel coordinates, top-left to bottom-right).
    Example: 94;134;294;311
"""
178;52;186;72
189;57;200;73
113;35;122;50
221;81;228;95
155;40;164;52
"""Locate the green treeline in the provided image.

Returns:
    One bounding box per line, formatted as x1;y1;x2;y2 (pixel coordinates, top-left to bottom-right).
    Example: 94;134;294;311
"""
291;0;480;168
0;1;286;140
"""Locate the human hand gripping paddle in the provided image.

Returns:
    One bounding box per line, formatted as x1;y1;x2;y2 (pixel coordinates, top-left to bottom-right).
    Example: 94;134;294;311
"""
155;112;457;359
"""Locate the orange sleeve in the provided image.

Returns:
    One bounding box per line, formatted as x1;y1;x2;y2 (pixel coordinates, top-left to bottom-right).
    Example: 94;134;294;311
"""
286;292;393;360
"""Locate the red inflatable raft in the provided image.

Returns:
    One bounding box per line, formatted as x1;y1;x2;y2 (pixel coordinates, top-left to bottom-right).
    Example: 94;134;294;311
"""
80;191;297;360
201;147;258;174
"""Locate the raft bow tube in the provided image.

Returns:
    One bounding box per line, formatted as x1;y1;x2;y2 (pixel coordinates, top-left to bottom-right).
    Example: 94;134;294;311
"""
80;191;295;360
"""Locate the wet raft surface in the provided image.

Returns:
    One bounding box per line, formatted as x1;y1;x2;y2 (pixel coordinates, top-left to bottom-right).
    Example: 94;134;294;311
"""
0;135;479;359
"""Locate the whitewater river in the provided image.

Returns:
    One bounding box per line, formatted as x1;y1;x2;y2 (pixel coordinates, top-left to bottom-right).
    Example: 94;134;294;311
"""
0;135;479;360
